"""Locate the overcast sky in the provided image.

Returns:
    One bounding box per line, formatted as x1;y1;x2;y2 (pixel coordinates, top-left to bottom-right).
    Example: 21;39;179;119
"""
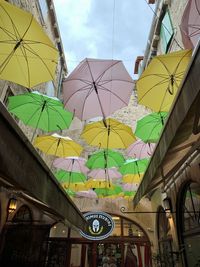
54;0;154;78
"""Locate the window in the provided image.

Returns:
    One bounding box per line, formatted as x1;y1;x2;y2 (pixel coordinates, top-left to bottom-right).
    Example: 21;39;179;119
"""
178;182;200;267
160;11;174;53
12;205;32;223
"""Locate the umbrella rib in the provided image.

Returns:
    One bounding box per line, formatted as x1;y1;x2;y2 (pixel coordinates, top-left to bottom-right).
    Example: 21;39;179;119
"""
138;78;170;102
172;50;192;75
0;4;22;41
95;60;121;83
97;84;131;105
24;44;55;80
19;43;31;87
0;48;17;74
64;84;93;104
48;105;72;129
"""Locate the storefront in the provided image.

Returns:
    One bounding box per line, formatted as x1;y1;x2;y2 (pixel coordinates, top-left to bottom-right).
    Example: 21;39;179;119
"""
49;213;152;267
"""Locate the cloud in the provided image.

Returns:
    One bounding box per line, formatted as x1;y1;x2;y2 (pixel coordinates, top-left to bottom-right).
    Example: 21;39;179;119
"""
54;0;153;77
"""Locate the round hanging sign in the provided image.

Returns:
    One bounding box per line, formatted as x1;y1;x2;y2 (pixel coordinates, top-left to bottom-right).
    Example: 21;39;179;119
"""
80;211;115;240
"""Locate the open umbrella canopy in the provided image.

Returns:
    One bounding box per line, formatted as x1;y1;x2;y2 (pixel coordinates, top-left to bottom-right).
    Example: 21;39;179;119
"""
33;133;83;157
8;91;73;132
136;49;192;112
63;58;133;120
54;170;87;184
64;188;75;197
119;158;149;176
0;0;58;88
63;182;87;192
122;174;142;184
53;156;89;174
85;179;113;189
81;118;136;149
135;112;168;143
126;140;156;159
122;183;139;191
95;185;123;198
75;189;97;199
86;149;125;169
88;168;122;180
180;0;200;49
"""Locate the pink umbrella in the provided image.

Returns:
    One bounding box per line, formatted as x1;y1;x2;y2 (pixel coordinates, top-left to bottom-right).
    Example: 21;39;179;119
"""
75;189;97;199
180;0;200;49
63;58;133;121
122;183;139;191
88;168;122;180
126;140;155;159
53;156;89;174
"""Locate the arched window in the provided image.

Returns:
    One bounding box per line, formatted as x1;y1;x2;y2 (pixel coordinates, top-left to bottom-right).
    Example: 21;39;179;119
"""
157;206;174;267
178;182;200;266
12;205;32;223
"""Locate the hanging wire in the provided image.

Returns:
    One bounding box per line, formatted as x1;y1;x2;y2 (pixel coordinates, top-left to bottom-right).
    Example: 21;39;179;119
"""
143;0;184;50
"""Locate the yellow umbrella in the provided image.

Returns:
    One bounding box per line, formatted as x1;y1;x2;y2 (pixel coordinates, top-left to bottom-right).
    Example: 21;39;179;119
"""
34;133;83;157
0;0;58;88
85;179;113;189
62;182;87;192
81;118;136;149
122;174;143;183
136;49;192;112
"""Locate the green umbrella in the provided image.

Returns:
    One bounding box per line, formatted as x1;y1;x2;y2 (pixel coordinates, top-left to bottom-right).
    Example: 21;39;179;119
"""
64;188;75;197
54;170;87;184
95;185;123;198
8;91;73;132
86;149;125;169
135;112;168;143
119;158;149;176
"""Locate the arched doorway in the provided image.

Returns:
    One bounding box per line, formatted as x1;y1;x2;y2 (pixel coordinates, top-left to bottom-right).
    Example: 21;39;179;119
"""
0;204;50;267
48;214;152;267
177;182;200;267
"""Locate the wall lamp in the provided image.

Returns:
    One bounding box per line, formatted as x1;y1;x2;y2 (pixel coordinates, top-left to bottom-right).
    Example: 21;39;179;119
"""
8;197;17;213
162;197;172;218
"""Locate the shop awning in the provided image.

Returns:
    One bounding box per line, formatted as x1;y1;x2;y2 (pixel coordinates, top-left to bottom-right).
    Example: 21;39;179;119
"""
0;102;86;231
133;42;200;207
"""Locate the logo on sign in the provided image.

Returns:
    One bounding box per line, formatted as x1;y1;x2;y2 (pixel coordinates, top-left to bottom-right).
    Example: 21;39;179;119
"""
80;212;115;240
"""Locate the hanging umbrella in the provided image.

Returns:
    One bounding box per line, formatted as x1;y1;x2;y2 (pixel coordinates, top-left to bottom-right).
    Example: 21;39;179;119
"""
33;133;83;157
88;168;122;180
63;182;87;192
53;156;89;174
8;91;73;132
119;158;149;176
81;118;136;149
75;189;97;199
64;188;75;197
85;179;113;189
95;185;123;198
122;174;142;184
135;112;168;143
0;0;58;88
136;49;192;112
122;183;139;191
63;58;133;120
126;140;156;159
55;170;87;183
180;0;200;49
123;191;136;200
86;149;125;169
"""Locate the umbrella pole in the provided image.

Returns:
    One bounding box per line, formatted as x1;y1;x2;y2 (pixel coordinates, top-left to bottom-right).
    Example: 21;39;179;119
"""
31;102;46;142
